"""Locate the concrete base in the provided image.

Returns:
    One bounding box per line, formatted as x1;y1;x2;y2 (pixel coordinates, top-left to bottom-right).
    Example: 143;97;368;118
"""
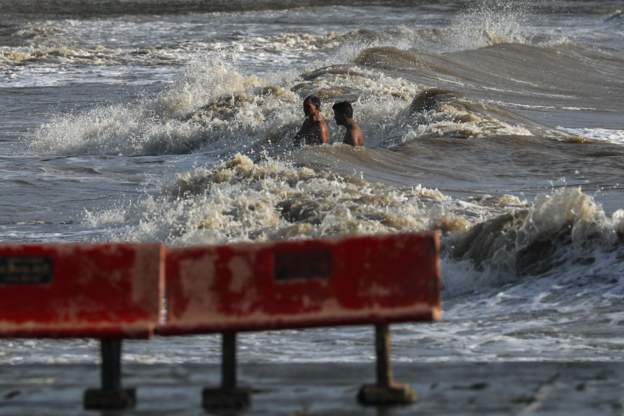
83;388;136;410
357;383;417;406
4;362;624;415
202;387;251;411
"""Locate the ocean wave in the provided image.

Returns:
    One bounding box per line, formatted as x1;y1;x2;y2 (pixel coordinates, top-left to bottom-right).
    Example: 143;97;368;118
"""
0;45;179;67
82;152;624;302
446;0;530;50
29;56;295;155
446;187;624;295
83;153;461;244
29;55;421;155
31;48;564;158
326;2;571;53
0;19;359;79
2;0;414;15
442;0;569;50
560;128;624;147
380;87;534;145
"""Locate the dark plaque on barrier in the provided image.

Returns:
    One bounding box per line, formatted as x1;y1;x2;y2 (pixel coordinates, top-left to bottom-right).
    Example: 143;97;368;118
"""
0;256;53;284
274;249;331;281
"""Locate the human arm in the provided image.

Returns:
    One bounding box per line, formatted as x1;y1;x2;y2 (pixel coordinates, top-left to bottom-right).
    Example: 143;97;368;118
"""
320;120;330;144
352;126;364;146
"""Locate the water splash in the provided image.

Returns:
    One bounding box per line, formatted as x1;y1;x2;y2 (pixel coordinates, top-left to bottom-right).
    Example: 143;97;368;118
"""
447;187;624;294
29;56;297;156
448;0;530;50
83;153;464;244
28;54;422;155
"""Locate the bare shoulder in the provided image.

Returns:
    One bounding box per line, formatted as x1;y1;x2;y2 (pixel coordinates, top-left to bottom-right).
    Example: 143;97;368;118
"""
352;124;364;147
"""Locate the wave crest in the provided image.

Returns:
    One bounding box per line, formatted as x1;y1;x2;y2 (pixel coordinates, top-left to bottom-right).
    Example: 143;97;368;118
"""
84;153;458;244
451;188;624;280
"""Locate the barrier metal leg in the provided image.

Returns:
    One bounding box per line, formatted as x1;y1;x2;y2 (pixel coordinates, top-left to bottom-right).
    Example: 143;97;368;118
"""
202;332;251;411
84;339;136;410
357;324;416;406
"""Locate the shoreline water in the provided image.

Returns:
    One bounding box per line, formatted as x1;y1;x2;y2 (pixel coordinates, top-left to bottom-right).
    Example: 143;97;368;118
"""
1;0;624;377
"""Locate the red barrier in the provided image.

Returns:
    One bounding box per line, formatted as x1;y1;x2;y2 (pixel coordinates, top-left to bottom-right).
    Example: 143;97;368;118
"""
0;234;440;410
160;232;440;335
0;243;164;338
160;232;440;409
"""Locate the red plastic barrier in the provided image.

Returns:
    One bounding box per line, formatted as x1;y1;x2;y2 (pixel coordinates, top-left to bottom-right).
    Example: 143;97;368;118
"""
0;243;164;338
159;232;440;335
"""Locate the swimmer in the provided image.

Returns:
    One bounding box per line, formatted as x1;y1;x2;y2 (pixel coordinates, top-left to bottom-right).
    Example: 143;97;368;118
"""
294;95;329;147
332;101;364;147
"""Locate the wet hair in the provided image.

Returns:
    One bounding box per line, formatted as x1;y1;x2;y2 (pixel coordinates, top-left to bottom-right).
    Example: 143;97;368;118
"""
332;101;353;118
304;95;321;109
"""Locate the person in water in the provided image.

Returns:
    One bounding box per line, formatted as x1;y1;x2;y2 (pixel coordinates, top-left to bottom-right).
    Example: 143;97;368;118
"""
332;101;364;147
294;95;329;146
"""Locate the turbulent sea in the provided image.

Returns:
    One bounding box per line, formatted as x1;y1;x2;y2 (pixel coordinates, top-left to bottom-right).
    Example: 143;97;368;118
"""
1;0;624;364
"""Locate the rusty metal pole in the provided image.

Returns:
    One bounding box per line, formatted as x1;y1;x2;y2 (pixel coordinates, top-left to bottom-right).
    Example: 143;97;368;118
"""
375;324;392;387
222;332;237;390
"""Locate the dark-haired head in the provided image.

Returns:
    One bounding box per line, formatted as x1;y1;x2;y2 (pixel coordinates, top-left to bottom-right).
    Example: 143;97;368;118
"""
332;101;353;126
332;101;353;118
304;95;321;109
303;95;322;117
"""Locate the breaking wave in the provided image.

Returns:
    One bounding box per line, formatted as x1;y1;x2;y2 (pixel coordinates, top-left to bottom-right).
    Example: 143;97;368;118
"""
30;57;298;155
85;153;462;244
449;188;624;283
83;153;624;299
30;49;557;157
447;0;531;50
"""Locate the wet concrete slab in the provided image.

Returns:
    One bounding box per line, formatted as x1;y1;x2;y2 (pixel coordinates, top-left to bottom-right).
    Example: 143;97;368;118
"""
1;362;623;415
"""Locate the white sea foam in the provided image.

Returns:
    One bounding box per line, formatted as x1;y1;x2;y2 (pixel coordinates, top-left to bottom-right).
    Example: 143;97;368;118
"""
399;115;532;142
28;54;427;155
447;0;530;50
82;207;127;227
444;187;624;297
76;152;624;360
29;56;298;155
561;128;624;147
382;94;533;146
83;153;465;244
82;154;624;299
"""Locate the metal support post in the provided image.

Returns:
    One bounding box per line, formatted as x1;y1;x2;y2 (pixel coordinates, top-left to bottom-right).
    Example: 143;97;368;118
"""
202;332;251;411
84;339;136;410
357;324;417;406
222;332;237;390
375;324;392;387
101;339;122;391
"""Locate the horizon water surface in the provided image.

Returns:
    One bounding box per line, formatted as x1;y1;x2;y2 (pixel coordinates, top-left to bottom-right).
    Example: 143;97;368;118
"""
1;0;624;365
